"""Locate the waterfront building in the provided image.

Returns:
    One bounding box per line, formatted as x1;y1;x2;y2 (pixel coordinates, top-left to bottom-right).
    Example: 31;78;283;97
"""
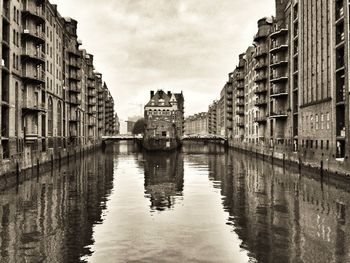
244;46;258;145
203;0;350;174
233;54;246;142
115;113;120;135
0;0;116;176
144;90;184;139
208;100;219;135
184;112;208;135
254;17;273;146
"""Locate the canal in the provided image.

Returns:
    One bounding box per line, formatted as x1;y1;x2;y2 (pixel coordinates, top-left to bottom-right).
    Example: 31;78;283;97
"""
0;142;349;263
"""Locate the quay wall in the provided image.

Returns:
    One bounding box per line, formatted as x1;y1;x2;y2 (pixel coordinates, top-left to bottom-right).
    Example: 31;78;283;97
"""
0;141;103;178
228;141;350;181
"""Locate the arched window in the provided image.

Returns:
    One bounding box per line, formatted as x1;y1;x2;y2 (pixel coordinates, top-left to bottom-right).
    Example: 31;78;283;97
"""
57;101;62;136
48;97;53;136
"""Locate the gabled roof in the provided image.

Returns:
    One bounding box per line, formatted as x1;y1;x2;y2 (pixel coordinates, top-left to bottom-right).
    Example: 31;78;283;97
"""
145;90;172;107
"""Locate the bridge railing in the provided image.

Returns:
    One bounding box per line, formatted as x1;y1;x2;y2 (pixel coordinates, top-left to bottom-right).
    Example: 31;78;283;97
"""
181;134;227;141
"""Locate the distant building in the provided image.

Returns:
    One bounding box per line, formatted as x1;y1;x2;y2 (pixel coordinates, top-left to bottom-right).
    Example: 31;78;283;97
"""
115;113;120;134
184;113;208;135
126;116;142;135
208;100;219;135
144;90;184;138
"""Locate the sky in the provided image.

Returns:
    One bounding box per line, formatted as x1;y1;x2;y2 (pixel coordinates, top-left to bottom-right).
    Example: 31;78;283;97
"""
53;0;275;122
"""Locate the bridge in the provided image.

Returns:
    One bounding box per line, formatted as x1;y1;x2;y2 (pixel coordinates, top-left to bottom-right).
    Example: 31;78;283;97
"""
181;134;227;142
102;134;228;147
102;135;142;141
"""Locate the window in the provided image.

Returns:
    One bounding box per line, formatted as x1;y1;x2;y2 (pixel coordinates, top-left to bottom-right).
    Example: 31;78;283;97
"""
321;114;324;129
315;114;319;130
326;112;330;129
57;101;62;136
48;97;53;136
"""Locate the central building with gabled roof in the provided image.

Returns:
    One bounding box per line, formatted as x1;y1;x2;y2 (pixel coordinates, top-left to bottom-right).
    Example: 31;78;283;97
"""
143;90;184;150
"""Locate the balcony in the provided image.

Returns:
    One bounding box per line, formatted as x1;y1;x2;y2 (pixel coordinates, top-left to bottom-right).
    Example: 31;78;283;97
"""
88;107;97;115
254;31;269;42
270;60;288;68
237;121;245;127
236;109;244;116
255;98;267;106
88;90;96;97
270;28;288;39
255;85;267;94
270;111;288;118
22;6;45;24
270;74;288;84
22;29;45;44
22;70;45;84
236;101;244;107
21;49;45;65
88;99;97;106
236;62;245;70
70;97;81;105
227;101;233;107
69;71;82;81
22;102;45;113
236;91;244;98
254;116;267;123
236;73;245;81
255;74;267;83
254;49;268;59
271;86;288;97
254;62;268;71
270;44;288;54
68;49;80;58
69;85;81;93
69;58;81;69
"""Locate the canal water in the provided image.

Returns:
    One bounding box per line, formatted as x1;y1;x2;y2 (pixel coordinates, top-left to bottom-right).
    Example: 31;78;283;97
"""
0;142;349;263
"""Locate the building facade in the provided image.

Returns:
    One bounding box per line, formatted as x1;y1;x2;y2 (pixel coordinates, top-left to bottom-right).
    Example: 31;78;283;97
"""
144;90;185;139
0;0;116;176
202;0;350;174
184;112;208;135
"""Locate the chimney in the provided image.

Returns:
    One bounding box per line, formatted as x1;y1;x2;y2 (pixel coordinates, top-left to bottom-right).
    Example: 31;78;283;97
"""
167;91;171;97
150;91;154;99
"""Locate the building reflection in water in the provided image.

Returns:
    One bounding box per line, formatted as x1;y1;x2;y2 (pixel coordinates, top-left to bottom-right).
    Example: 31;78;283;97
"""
143;151;184;212
0;148;114;263
206;149;350;263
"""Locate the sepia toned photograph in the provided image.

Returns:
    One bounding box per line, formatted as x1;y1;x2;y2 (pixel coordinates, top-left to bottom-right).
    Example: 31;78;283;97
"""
0;0;349;262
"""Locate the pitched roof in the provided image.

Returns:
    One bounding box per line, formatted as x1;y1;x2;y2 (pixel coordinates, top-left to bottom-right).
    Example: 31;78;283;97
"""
145;90;172;107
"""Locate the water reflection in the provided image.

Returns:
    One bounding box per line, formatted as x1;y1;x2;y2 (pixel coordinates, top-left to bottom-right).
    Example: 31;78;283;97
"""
0;149;114;263
206;150;350;263
143;152;184;211
1;143;350;263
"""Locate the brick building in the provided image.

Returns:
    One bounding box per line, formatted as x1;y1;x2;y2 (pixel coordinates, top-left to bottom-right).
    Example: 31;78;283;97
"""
184;112;208;135
144;90;185;139
0;0;116;175
204;0;350;174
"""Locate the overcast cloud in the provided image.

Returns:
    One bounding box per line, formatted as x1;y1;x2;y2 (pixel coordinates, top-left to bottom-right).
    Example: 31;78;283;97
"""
53;0;275;121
